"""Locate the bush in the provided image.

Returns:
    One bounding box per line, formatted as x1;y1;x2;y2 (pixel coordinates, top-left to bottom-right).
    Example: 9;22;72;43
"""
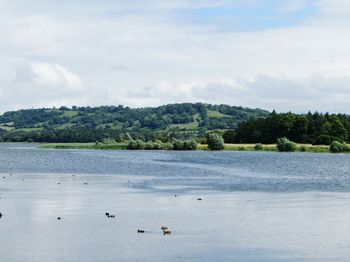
172;139;197;150
163;142;174;150
127;139;145;150
172;139;184;150
330;141;350;153
238;146;245;151
206;133;224;150
276;137;296;152
299;145;306;152
183;140;198;150
144;141;154;150
152;140;164;150
254;143;263;150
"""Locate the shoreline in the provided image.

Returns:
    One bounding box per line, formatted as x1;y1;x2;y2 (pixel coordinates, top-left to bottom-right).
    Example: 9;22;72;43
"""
38;142;332;153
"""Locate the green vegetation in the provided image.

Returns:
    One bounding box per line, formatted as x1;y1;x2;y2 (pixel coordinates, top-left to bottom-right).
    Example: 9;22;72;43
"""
233;111;350;145
2;103;350;155
206;133;224;150
276;137;297;152
39;141;341;153
329;141;350;153
40;143;128;150
299;145;306;152
254;143;263;150
0;103;268;143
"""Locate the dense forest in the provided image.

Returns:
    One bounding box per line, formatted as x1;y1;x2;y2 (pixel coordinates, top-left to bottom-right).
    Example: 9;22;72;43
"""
0;103;268;142
230;111;350;145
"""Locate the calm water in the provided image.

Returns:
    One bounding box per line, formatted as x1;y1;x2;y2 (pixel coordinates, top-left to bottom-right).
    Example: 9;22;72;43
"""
1;143;350;261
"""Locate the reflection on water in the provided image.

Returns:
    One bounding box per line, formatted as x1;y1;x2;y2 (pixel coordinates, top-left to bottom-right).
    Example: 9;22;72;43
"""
0;144;350;261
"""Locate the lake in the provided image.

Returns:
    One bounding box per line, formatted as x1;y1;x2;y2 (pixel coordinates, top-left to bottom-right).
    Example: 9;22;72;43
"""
1;143;350;261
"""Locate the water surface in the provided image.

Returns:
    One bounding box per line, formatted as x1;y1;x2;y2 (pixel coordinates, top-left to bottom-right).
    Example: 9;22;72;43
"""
0;143;350;261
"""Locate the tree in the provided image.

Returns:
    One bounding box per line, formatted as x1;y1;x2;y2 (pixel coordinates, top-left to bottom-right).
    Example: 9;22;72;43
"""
206;133;224;150
222;130;236;143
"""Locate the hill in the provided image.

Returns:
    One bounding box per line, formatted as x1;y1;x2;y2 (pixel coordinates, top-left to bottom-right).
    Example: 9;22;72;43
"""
0;103;269;142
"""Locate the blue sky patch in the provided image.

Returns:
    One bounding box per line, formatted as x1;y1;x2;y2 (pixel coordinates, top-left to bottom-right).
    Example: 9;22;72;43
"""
175;0;318;32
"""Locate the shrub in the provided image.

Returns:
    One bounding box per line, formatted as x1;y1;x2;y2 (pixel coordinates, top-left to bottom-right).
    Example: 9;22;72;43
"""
276;137;296;152
144;141;154;150
101;138;117;144
254;143;263;150
330;141;350;153
183;140;198;150
127;139;145;150
152;140;164;150
172;139;197;150
163;142;174;150
172;139;184;150
299;145;306;152
206;133;224;150
238;146;245;151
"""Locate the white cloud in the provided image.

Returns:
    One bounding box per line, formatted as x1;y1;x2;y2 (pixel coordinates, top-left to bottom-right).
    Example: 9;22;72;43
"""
0;0;350;113
30;62;82;90
124;73;350;113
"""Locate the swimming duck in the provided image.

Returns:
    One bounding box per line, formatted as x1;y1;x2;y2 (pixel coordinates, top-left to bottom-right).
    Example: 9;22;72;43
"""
163;230;172;235
137;229;145;233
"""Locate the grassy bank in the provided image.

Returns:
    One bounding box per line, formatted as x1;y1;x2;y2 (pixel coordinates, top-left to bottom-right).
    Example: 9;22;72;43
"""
40;142;332;152
40;143;128;150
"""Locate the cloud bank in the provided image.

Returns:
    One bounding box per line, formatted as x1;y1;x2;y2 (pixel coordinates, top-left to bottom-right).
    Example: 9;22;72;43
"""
0;0;350;113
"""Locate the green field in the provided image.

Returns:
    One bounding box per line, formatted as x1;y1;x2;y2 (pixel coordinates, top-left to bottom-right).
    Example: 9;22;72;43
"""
207;110;231;118
168;121;199;130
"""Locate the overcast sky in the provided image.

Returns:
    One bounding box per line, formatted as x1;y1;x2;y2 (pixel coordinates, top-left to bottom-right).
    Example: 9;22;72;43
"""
1;0;350;113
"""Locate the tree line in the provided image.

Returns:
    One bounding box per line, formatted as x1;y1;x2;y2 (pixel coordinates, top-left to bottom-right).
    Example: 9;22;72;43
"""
226;111;350;145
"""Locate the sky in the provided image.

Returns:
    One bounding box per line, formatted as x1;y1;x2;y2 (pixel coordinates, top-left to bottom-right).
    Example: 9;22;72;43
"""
1;0;350;113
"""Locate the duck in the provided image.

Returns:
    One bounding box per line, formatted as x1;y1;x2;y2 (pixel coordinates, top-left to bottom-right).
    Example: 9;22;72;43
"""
163;230;172;235
105;212;110;217
0;212;2;218
137;229;145;233
197;198;202;201
57;217;61;220
83;182;88;185
109;215;116;218
161;226;168;231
